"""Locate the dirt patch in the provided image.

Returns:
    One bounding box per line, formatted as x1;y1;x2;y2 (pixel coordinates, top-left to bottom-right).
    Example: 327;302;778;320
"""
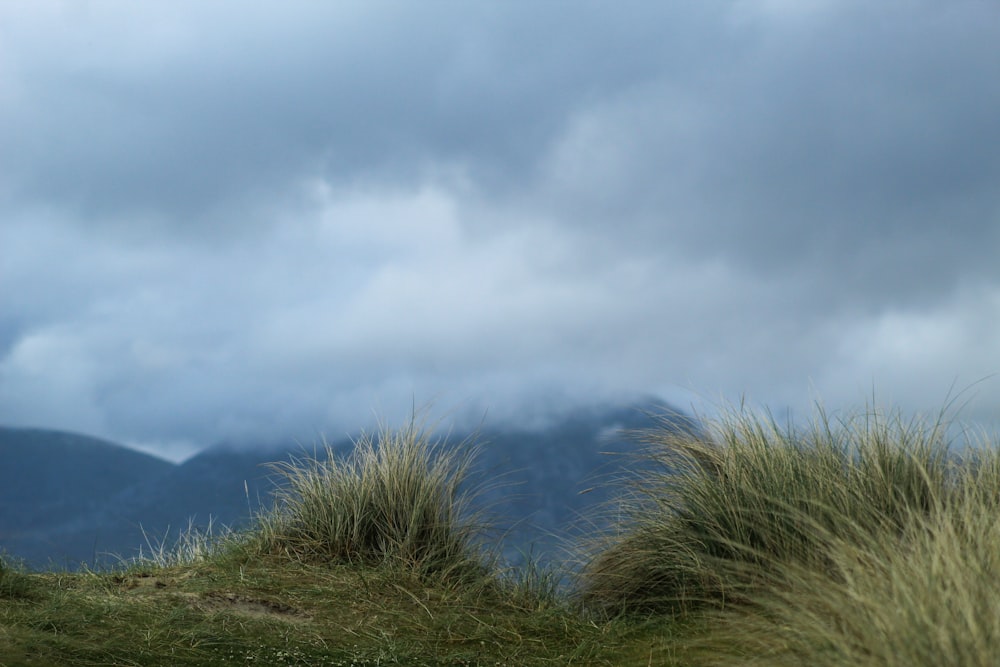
115;572;181;591
195;592;311;624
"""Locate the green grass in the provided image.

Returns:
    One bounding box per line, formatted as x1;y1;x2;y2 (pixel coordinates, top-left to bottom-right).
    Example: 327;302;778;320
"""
251;416;489;579
679;487;1000;666
3;401;999;665
579;404;955;612
0;552;685;666
578;400;1000;665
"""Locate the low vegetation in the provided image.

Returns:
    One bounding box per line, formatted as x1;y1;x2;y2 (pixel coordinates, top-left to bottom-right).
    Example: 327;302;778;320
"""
579;401;1000;665
252;418;487;579
2;400;999;665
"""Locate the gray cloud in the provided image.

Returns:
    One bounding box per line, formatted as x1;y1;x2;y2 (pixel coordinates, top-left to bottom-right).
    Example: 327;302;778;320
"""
2;1;999;460
529;3;1000;288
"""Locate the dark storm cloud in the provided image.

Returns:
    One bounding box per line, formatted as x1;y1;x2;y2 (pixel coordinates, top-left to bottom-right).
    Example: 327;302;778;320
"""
1;2;709;225
529;1;1000;302
2;1;999;459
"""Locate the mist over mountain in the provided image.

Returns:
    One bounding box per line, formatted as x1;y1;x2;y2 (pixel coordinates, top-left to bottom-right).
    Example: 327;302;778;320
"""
0;398;692;570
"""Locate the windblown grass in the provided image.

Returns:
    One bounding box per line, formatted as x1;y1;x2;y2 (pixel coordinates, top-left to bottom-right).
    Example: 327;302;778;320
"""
250;415;490;580
579;400;1000;665
579;402;978;615
681;484;1000;666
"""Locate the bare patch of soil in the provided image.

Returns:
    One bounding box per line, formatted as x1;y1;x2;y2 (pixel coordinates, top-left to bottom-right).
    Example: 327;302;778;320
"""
195;591;311;623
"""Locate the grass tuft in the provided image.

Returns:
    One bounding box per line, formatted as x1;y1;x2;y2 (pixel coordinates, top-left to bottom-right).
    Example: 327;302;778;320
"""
579;402;968;615
251;415;489;580
677;458;1000;666
132;517;232;569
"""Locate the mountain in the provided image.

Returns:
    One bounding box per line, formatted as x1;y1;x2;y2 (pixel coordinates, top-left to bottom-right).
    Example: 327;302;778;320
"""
0;399;694;570
473;401;692;564
0;427;176;567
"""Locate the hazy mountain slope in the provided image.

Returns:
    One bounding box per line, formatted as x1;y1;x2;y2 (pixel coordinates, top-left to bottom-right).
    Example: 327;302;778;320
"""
473;400;694;564
0;399;693;569
0;427;176;567
102;440;356;557
0;428;174;528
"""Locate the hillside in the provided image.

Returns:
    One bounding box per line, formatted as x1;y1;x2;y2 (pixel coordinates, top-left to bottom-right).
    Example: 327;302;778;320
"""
0;550;679;666
0;428;176;567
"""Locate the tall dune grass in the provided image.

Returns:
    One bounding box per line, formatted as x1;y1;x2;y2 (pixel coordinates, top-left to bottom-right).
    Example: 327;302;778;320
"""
579;403;979;615
581;400;1000;665
681;460;1000;666
252;416;489;579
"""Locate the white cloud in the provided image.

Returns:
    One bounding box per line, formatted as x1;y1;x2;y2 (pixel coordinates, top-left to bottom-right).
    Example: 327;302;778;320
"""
0;326;107;435
819;284;1000;420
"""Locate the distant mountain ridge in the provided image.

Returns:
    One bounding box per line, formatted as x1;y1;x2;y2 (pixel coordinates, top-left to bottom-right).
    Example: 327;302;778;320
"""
0;399;693;570
0;428;174;544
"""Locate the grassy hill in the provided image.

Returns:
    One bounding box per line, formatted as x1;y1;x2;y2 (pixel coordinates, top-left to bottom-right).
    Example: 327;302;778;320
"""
3;402;999;666
0;551;680;665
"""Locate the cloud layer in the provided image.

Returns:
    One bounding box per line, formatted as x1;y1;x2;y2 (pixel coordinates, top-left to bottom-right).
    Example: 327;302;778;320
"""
3;1;999;460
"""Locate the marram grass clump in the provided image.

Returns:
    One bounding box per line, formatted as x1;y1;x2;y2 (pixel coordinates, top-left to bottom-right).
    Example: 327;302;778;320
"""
681;485;1000;667
579;403;986;617
252;417;488;579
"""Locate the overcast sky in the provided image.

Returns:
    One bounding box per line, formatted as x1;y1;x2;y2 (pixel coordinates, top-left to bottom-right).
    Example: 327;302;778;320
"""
2;1;1000;461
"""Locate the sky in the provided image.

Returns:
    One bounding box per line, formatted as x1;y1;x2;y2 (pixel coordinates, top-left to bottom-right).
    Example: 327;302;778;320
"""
2;1;1000;462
